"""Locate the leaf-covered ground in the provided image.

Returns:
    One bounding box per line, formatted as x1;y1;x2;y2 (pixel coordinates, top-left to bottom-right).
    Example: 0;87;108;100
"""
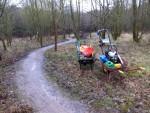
44;33;150;113
0;62;34;113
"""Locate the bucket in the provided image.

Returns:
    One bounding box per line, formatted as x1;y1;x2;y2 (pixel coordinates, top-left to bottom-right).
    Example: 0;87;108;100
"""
105;61;115;69
100;55;108;63
115;64;122;69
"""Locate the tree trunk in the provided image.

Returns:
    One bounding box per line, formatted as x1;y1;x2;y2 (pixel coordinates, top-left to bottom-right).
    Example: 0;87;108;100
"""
90;32;92;39
70;0;80;40
63;33;66;39
52;0;57;51
7;40;9;46
40;35;43;47
132;0;142;42
29;34;33;40
0;53;2;61
132;0;138;42
1;39;7;51
54;23;57;51
7;37;12;47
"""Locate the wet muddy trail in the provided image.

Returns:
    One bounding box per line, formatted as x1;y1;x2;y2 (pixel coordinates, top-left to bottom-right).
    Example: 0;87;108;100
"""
15;39;88;113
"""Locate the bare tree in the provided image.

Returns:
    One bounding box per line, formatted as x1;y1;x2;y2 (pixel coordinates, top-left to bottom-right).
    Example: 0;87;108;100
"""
51;0;58;51
111;0;124;40
70;0;81;40
0;0;7;17
25;0;45;47
132;0;144;42
0;0;8;51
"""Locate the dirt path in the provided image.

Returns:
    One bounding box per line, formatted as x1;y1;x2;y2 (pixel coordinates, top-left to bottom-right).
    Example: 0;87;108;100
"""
15;39;88;113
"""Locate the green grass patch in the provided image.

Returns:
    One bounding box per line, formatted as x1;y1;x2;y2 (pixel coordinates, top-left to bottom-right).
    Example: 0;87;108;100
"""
91;97;115;109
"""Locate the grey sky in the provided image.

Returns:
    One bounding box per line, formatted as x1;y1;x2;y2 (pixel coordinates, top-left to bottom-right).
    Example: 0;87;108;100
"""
10;0;92;11
10;0;21;5
10;0;23;7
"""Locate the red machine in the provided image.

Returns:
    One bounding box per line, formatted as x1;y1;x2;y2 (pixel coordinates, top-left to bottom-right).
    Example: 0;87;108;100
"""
76;40;95;70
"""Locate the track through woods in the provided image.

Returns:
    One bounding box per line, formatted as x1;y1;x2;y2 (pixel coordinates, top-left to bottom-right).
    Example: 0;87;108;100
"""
16;39;88;113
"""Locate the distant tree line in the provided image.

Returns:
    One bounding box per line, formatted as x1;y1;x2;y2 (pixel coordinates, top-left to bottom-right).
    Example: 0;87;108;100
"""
0;0;150;51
